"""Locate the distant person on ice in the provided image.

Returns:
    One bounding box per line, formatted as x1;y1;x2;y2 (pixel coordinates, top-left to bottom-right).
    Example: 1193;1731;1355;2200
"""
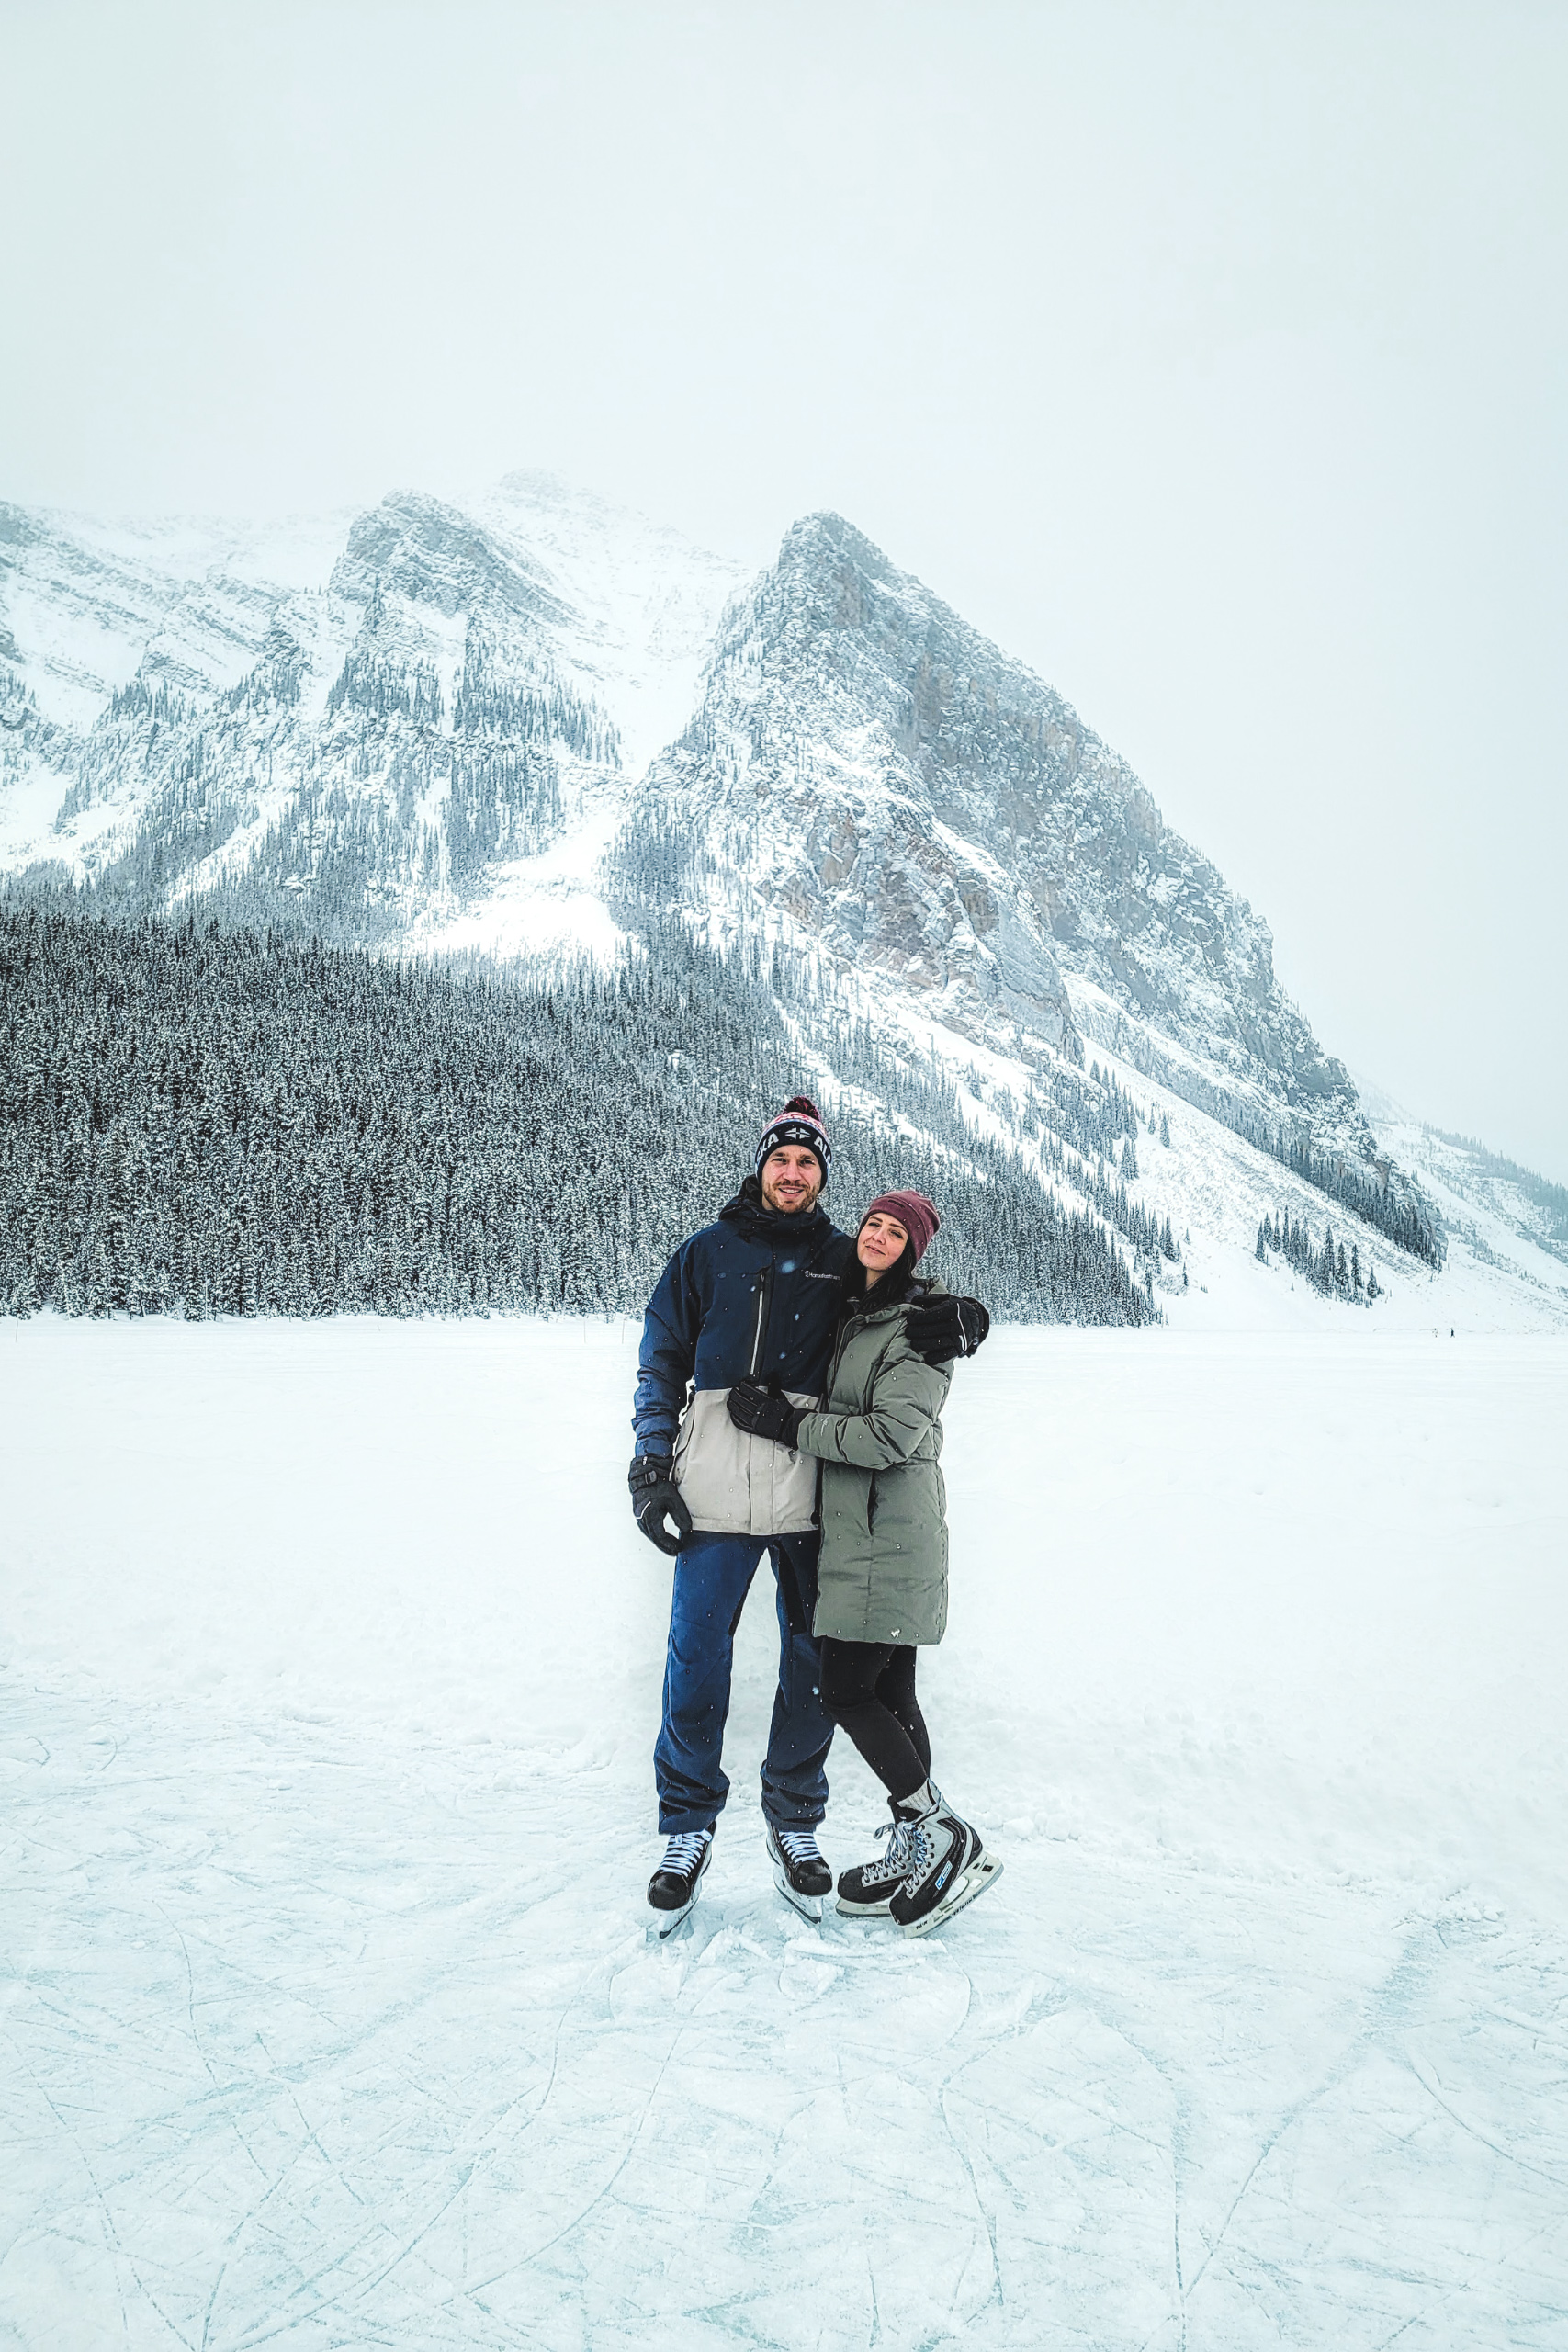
629;1097;989;1933
728;1188;1002;1936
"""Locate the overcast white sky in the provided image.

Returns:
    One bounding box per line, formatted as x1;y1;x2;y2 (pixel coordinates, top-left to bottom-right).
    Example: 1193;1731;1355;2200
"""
5;0;1565;1171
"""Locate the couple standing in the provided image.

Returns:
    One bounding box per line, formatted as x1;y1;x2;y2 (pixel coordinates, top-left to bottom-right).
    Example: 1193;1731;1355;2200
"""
628;1095;1001;1938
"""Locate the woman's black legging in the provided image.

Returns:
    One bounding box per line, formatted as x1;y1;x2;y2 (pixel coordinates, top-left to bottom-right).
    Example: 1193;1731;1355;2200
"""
818;1638;931;1805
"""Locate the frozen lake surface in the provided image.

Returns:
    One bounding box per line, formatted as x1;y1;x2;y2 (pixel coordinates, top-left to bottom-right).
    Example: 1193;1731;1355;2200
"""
4;1317;1566;2349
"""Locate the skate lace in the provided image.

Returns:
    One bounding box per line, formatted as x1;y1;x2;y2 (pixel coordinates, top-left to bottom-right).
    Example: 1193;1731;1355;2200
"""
775;1826;823;1865
660;1830;708;1874
868;1815;916;1885
903;1816;943;1889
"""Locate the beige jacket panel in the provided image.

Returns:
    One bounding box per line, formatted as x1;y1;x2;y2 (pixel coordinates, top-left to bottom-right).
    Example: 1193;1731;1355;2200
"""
671;1386;821;1537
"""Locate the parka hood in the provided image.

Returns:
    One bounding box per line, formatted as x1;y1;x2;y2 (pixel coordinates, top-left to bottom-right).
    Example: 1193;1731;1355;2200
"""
843;1269;948;1326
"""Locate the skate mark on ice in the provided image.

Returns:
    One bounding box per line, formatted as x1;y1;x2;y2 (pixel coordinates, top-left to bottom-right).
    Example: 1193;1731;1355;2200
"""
249;2025;371;2211
1370;2314;1426;2350
159;1904;271;2186
3;2015;175;2352
937;2084;1002;2328
198;2256;229;2352
472;2022;689;2290
1179;2042;1363;2304
1168;1912;1443;2313
215;2045;566;2352
1405;2051;1568;2188
0;1731;51;1770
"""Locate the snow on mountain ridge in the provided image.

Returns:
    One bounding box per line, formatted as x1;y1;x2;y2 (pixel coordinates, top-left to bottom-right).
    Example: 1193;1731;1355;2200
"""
0;501;354;729
475;469;750;771
0;479;743;956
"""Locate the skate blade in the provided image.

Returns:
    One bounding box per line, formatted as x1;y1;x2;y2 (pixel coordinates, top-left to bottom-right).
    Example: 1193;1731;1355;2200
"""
834;1895;895;1919
773;1864;823;1925
648;1892;701;1942
901;1852;1004;1938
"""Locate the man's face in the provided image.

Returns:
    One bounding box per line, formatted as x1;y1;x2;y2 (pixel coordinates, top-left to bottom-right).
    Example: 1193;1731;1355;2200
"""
760;1145;823;1216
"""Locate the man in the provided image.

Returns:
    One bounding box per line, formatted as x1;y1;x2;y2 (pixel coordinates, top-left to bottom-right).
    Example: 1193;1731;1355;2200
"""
629;1095;989;1931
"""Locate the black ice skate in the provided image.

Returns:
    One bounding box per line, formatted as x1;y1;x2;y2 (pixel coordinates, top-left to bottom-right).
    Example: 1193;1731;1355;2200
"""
888;1791;1002;1938
766;1823;833;1922
834;1804;920;1918
647;1828;713;1939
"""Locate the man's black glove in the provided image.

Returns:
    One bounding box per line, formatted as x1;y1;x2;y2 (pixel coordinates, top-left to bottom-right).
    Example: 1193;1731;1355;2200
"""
727;1378;804;1447
628;1455;694;1556
905;1294;991;1366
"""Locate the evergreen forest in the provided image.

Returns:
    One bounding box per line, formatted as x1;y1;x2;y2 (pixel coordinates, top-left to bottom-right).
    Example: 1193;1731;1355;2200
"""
0;904;1160;1326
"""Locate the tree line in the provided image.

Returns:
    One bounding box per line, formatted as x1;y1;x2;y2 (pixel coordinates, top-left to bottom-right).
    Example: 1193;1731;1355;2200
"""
1256;1209;1380;1302
0;903;1159;1327
1220;1102;1443;1267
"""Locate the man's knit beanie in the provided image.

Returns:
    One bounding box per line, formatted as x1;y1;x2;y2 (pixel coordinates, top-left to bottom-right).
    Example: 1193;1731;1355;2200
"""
861;1189;941;1264
755;1095;832;1182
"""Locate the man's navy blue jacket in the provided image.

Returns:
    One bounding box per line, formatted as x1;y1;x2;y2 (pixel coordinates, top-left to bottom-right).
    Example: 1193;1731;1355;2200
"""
632;1182;854;1459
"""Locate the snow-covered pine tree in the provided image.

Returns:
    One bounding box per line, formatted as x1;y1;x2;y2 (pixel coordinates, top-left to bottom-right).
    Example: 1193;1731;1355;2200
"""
0;904;1160;1329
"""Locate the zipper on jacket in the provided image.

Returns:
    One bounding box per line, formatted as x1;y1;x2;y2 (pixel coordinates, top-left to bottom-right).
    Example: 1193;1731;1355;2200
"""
825;1311;862;1396
749;1261;773;1379
867;1473;879;1533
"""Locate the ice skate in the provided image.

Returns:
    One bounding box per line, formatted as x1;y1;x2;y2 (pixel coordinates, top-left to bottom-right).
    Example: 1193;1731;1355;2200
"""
834;1804;919;1918
647;1828;713;1939
889;1792;1001;1938
766;1822;832;1922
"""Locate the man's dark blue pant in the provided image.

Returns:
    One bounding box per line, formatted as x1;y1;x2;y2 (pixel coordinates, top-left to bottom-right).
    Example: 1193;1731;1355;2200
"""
655;1531;833;1836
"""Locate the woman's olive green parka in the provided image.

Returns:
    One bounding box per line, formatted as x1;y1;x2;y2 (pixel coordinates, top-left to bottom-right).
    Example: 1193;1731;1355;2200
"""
794;1277;953;1646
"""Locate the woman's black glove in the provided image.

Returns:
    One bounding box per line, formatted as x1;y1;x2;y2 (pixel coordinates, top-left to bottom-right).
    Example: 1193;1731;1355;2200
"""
628;1455;694;1556
905;1295;991;1364
727;1379;804;1447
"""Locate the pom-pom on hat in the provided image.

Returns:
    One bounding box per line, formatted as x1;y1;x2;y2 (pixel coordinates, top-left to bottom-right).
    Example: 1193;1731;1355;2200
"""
860;1189;941;1264
755;1095;832;1182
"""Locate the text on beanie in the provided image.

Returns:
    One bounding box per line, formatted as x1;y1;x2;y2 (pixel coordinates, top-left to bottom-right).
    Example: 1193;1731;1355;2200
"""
755;1095;832;1182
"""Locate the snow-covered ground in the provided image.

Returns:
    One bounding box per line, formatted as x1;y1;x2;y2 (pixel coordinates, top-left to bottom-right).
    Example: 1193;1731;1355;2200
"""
5;1317;1566;2350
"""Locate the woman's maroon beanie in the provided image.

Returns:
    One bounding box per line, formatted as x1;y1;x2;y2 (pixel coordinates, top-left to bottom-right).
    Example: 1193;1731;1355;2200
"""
861;1190;941;1264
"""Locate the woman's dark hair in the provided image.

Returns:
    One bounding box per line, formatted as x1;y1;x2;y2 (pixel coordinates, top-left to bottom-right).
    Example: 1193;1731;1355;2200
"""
843;1239;921;1314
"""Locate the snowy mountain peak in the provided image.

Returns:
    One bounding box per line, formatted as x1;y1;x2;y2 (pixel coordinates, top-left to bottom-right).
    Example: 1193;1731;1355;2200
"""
6;467;1556;1326
330;492;572;631
637;507;1366;1164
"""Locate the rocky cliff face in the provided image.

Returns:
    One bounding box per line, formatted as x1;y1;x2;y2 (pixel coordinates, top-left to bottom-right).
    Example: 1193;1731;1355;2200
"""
639;512;1361;1148
0;479;740;948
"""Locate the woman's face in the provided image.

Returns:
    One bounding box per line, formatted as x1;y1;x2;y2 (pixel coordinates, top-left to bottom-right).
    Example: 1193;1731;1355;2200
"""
858;1212;909;1284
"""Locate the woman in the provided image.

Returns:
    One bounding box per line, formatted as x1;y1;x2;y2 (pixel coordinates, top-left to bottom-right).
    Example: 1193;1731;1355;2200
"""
728;1189;1000;1936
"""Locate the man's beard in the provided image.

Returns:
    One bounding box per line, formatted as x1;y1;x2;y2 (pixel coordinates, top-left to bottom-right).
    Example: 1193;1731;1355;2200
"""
761;1173;822;1216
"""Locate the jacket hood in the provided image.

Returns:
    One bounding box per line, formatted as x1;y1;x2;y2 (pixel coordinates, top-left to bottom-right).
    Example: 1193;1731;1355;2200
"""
845;1271;949;1327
